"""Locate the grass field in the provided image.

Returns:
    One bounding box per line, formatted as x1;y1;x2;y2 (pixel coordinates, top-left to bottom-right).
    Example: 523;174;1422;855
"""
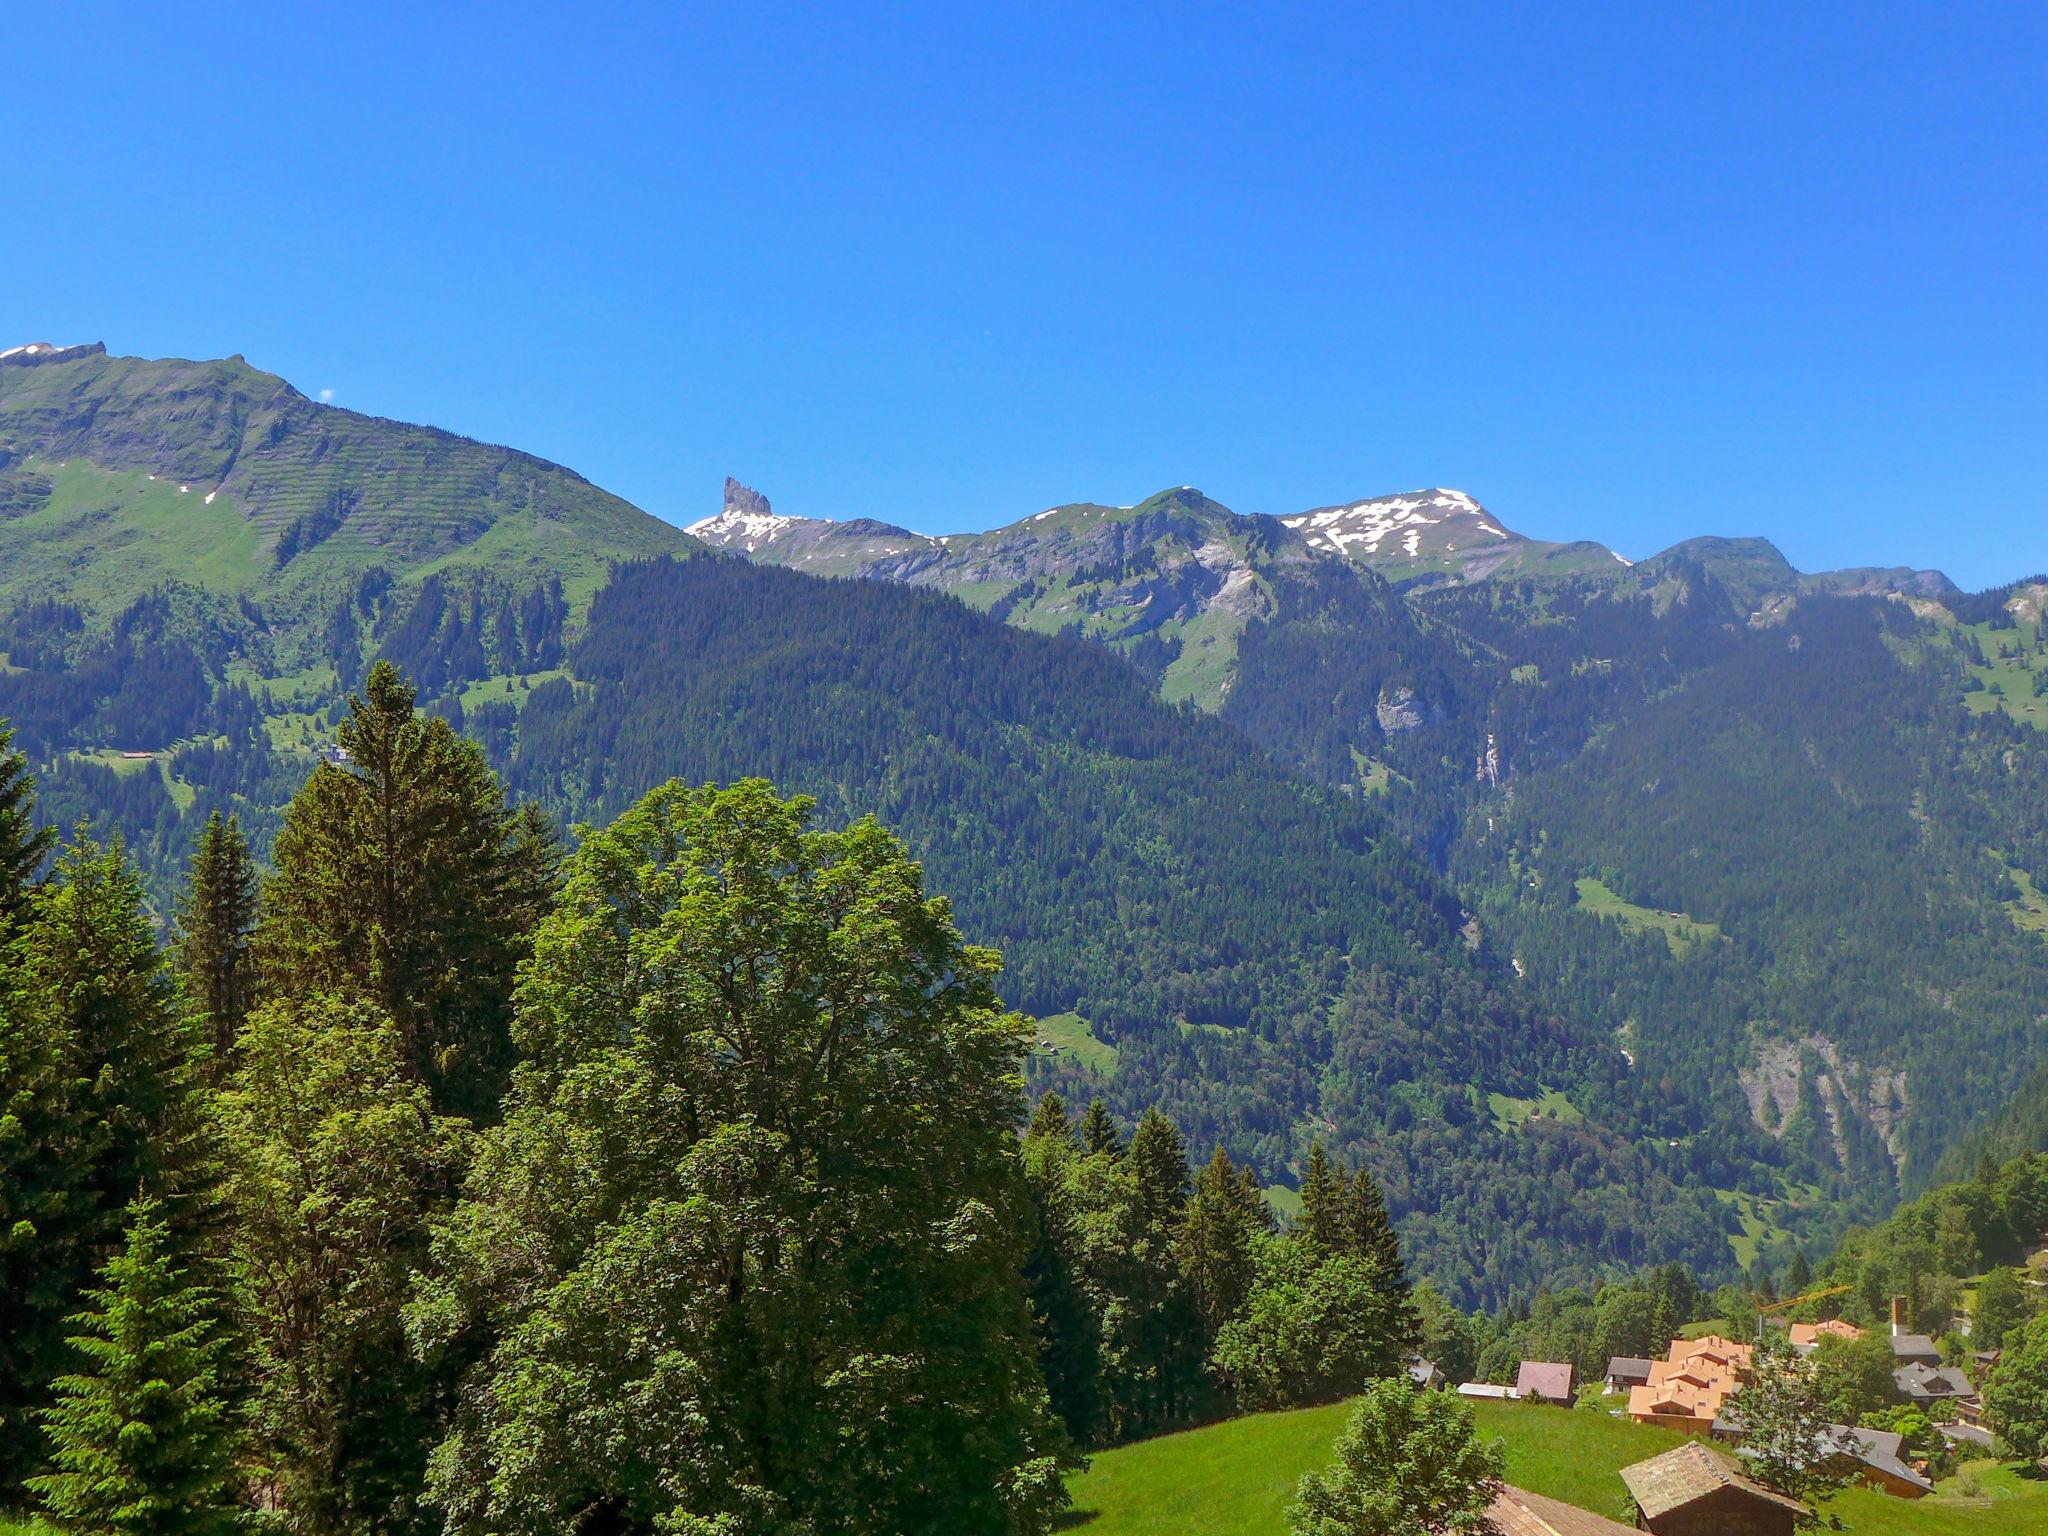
1574;877;1721;957
2007;862;2048;938
1062;1395;2048;1535
1034;1012;1120;1076
1487;1087;1583;1131
1960;618;2048;731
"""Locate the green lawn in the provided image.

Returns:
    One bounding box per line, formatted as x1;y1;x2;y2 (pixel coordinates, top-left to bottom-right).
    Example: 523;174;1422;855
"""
1063;1396;2048;1535
2007;862;2048;938
1033;1012;1120;1076
1573;877;1721;957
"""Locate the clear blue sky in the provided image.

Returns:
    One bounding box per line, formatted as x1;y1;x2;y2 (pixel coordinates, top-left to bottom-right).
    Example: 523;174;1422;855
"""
7;3;2044;586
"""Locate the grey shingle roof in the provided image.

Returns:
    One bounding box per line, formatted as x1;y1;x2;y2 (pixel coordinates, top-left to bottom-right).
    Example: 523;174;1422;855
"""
1620;1444;1809;1520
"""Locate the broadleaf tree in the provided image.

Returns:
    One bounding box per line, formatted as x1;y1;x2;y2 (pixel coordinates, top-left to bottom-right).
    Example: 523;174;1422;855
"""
411;779;1074;1536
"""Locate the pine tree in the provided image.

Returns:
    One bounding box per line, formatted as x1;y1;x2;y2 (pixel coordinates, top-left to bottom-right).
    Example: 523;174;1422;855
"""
174;812;260;1075
1028;1090;1074;1145
259;661;558;1117
1181;1146;1259;1333
1344;1162;1407;1295
1080;1098;1121;1157
27;1199;241;1536
0;719;55;932
25;837;214;1229
1299;1141;1347;1251
1;835;218;1488
0;910;91;1488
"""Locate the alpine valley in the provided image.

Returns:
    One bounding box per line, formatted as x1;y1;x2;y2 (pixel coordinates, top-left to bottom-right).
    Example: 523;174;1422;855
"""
6;342;2048;1307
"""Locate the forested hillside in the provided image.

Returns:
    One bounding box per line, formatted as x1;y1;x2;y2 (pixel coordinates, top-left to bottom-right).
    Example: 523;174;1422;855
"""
7;343;2048;1306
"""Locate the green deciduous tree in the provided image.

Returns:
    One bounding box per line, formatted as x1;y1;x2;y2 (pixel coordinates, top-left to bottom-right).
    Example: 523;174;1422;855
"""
27;1198;240;1536
258;662;557;1117
1212;1238;1411;1411
218;994;471;1535
411;780;1071;1536
1985;1311;2048;1461
1288;1376;1503;1536
1736;1335;1854;1523
174;811;260;1075
1809;1331;1897;1427
1972;1265;2031;1356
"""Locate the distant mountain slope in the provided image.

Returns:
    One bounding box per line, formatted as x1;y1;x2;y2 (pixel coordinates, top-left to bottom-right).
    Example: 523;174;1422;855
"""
501;553;1732;1303
1278;488;1630;586
0;343;694;625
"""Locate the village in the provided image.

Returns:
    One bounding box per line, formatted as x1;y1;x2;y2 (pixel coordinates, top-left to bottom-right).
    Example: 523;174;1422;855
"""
1412;1298;1997;1530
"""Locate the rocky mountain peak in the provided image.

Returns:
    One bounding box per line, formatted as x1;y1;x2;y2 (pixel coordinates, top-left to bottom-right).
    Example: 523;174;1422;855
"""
723;477;773;518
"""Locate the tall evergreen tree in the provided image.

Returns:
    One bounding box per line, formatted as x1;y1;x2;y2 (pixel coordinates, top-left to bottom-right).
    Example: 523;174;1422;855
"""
174;811;260;1075
258;661;558;1117
0;719;54;932
1028;1090;1074;1144
1299;1141;1347;1251
1344;1163;1401;1282
1181;1146;1261;1336
1021;1098;1106;1448
1080;1098;1121;1157
27;1198;241;1536
1;834;216;1489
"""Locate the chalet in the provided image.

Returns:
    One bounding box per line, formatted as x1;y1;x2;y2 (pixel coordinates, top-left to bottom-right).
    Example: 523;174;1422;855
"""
1814;1426;1931;1498
1619;1443;1806;1536
1786;1319;1861;1353
1488;1484;1636;1536
1604;1356;1654;1392
1407;1358;1446;1391
1892;1360;1974;1408
1626;1336;1752;1434
1517;1360;1576;1406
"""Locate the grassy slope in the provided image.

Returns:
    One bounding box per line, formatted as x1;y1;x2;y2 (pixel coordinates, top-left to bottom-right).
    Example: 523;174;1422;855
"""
1064;1397;2048;1535
1573;876;1722;957
0;351;694;627
1033;1011;1120;1076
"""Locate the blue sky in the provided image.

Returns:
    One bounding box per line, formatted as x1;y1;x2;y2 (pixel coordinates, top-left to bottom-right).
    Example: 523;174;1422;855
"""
7;3;2044;586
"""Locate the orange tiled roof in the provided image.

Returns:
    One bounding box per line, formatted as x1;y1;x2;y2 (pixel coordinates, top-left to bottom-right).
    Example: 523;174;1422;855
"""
1789;1319;1863;1348
1627;1336;1753;1428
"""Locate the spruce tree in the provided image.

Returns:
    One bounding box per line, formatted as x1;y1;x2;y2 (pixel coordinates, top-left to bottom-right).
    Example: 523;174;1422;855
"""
1299;1141;1348;1250
259;661;558;1117
0;906;92;1488
1028;1090;1074;1144
2;834;220;1488
174;812;261;1075
1080;1098;1121;1157
1181;1146;1259;1333
1345;1162;1408;1296
27;1199;241;1536
0;719;54;932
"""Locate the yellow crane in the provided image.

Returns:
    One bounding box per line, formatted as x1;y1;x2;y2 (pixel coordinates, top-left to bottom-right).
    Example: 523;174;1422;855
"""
1749;1282;1854;1340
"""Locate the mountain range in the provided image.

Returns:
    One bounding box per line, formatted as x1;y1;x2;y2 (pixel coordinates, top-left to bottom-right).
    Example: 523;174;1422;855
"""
5;341;2047;1305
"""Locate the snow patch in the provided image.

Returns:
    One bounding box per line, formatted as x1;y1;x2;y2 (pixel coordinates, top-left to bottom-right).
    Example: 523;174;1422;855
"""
685;508;805;547
1279;489;1506;559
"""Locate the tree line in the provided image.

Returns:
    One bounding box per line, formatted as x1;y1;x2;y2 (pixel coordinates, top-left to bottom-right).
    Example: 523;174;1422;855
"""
0;662;1434;1535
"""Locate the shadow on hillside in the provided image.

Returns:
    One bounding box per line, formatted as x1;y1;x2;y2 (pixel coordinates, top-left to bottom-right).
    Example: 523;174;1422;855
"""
1053;1511;1100;1530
